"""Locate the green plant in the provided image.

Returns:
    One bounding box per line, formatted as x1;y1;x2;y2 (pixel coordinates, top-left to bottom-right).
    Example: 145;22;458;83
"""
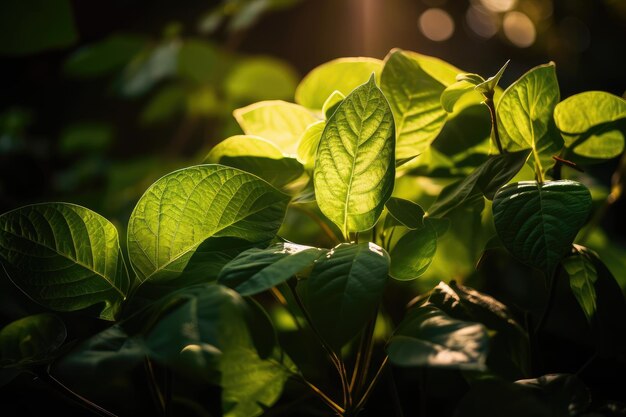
1;48;626;417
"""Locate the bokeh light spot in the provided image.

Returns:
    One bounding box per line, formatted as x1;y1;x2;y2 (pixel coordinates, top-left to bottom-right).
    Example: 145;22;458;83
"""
419;8;455;42
480;0;517;13
503;11;536;47
466;6;498;39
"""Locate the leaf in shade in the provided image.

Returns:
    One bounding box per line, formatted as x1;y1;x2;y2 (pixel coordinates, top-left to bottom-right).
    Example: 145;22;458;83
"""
492;180;592;278
314;75;395;235
204;135;304;189
562;245;598;323
301;242;389;351
497;63;562;172
387;305;488;370
389;222;437;280
0;203;130;320
218;242;327;296
385;198;425;229
127;165;290;286
295;57;383;109
381;49;447;159
428;150;530;218
0;313;66;368
233;101;318;155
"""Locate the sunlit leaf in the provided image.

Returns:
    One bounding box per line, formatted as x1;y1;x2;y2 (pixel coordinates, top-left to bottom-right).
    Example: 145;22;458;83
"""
301;242;389;351
296;120;325;171
233;100;318;155
295;57;383;109
492;180;592;278
218;242;326;295
387;305;488;370
314;75;395;235
127;165;290;285
381;49;447;159
204;135;304;189
0;203;130;320
322;90;345;119
0;313;66;368
497;63;562;173
554;91;626;159
475;60;509;94
441;80;475;113
562;245;598;323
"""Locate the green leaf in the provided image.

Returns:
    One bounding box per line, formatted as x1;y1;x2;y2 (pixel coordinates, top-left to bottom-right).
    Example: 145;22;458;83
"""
387;305;488;369
492;180;592;277
554;91;626;159
0;0;77;55
322;90;345;119
314;74;395;235
127;165;290;285
563;245;598;323
515;374;591;417
385;198;425;229
218;242;326;296
441;80;475;113
0;203;130;320
225;57;298;103
497;63;562;173
204;135;304;189
64;34;147;78
428;281;530;378
233;100;318;155
381;49;447;159
296;120;325;171
177;39;221;84
295;57;383;109
389;222;437;280
475;59;510;94
0;313;66;368
119;41;179;97
301;242;389;351
428;150;530;218
456;73;485;85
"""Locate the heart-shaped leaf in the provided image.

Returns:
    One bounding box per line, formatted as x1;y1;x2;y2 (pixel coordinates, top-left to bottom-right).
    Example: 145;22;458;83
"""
314;74;395;236
381;49;447;159
218;242;327;296
385;197;425;229
492;180;592;278
128;165;290;286
300;242;389;351
389;222;437;280
0;203;129;320
387;305;488;370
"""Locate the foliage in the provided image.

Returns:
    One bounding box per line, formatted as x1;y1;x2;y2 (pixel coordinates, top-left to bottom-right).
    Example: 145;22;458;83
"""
1;45;626;417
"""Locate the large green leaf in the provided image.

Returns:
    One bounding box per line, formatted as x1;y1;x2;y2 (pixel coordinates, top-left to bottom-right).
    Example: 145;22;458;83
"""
0;203;129;320
218;242;326;295
389;222;437;280
314;75;395;235
204;135;304;189
562;246;598;323
300;242;389;351
387;305;488;369
554;91;626;159
428;281;530;378
381;49;447;159
127;165;290;285
295;57;383;109
497;63;562;173
492;180;592;278
0;313;66;368
428;150;530;218
233;101;318;155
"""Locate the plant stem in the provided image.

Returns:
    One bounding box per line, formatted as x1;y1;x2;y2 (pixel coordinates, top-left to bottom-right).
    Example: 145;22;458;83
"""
144;357;166;416
483;92;504;155
354;356;388;411
41;367;119;417
291;204;342;245
295;375;346;415
287;282;352;409
349;313;377;396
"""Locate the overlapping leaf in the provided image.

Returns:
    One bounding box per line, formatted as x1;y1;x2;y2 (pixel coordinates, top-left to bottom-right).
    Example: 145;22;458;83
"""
0;203;129;320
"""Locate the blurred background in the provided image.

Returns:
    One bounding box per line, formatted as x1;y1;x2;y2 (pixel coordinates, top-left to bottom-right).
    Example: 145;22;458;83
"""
1;0;625;228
